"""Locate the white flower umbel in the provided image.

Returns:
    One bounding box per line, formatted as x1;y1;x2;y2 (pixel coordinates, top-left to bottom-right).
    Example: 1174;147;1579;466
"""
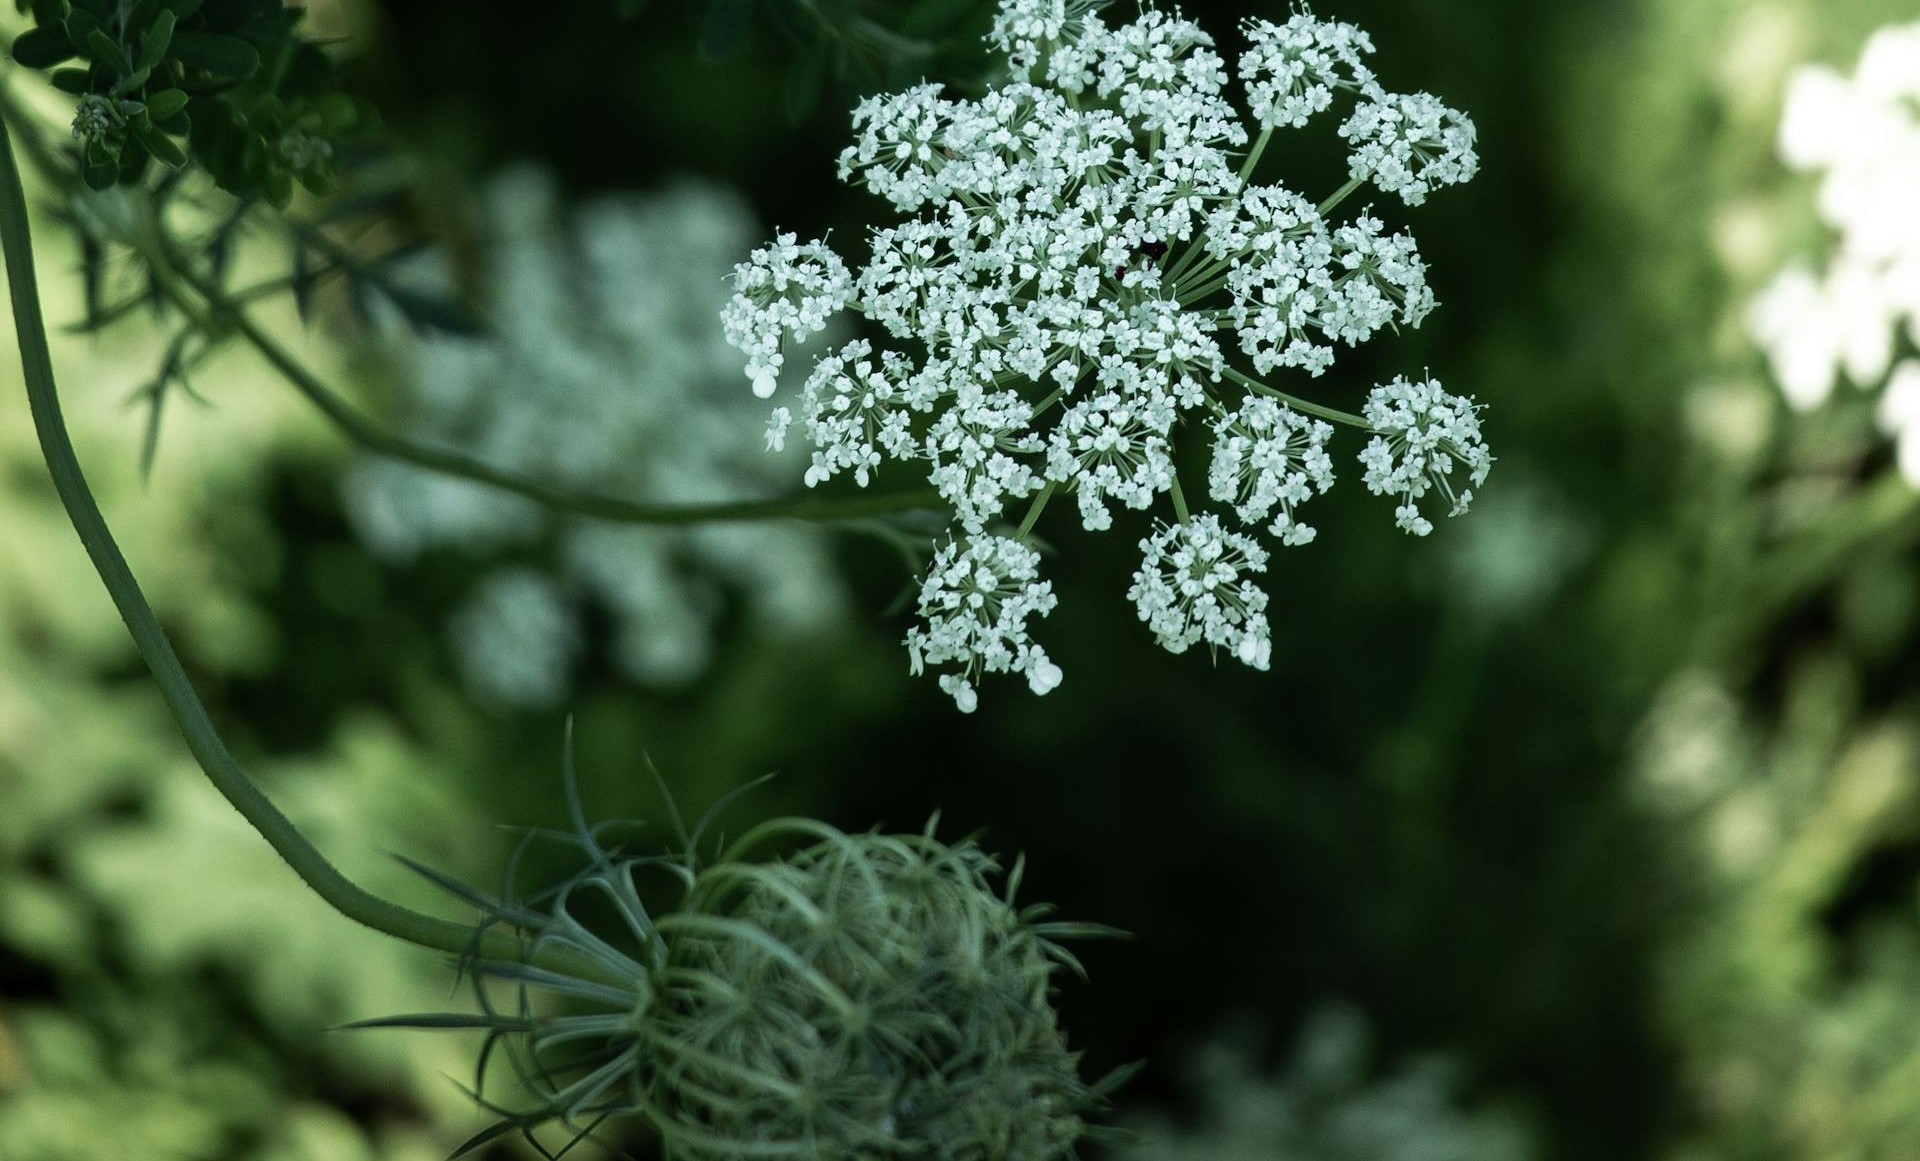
726;0;1485;708
1241;12;1377;130
906;535;1063;712
1359;376;1493;536
1750;20;1920;488
1130;515;1273;669
719;232;855;399
1208;396;1335;545
1340;91;1480;207
346;169;844;705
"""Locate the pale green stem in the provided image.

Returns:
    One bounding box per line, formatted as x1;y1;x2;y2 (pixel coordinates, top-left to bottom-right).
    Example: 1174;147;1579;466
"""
0;113;627;987
1177;269;1233;305
1318;175;1366;216
1015;480;1056;539
1237;124;1274;185
1168;474;1190;522
148;240;946;527
1221;366;1370;429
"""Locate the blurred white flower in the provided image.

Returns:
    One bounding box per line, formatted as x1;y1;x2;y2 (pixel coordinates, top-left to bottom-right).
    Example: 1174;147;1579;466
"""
345;168;844;706
449;569;579;709
1876;360;1920;485
1751;22;1920;418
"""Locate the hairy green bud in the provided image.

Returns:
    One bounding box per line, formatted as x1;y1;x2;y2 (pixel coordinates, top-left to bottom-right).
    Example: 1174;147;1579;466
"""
646;819;1104;1158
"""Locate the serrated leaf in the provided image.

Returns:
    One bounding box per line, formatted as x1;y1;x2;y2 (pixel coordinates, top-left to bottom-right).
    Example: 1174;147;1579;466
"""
11;26;77;68
138;10;175;71
169;31;259;78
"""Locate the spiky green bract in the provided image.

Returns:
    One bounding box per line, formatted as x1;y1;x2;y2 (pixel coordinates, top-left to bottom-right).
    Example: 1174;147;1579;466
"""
355;767;1117;1159
645;817;1112;1160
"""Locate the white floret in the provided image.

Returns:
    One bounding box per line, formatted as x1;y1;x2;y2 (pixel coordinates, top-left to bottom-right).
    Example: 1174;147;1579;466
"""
906;535;1064;712
1129;514;1273;668
1359;375;1492;535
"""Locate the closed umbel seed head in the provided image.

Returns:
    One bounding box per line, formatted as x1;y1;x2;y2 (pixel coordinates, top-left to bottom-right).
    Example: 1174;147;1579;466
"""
645;821;1100;1159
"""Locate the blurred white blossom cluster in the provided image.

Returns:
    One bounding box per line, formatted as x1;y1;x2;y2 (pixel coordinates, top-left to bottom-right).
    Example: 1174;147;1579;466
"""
724;0;1488;711
1120;1005;1533;1161
347;169;843;708
1750;22;1920;480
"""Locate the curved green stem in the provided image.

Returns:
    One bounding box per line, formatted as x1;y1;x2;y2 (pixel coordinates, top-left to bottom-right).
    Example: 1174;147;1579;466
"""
0;84;944;530
1221;366;1370;429
1318;175;1366;217
150;243;944;527
0;113;623;986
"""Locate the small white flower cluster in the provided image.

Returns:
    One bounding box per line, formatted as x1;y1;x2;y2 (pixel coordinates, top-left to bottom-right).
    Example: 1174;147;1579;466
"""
1359;375;1492;536
1749;22;1920;484
905;535;1064;713
725;0;1488;711
346;169;843;708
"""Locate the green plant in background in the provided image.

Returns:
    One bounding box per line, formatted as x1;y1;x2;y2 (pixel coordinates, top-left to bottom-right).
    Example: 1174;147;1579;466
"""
9;0;374;199
1119;1004;1533;1161
1566;0;1920;1155
0;3;1125;1153
341;167;850;707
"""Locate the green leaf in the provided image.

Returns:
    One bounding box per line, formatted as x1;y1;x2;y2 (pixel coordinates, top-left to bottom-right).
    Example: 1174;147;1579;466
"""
85;29;131;76
138;10;175;71
168;31;260;79
163;0;205;18
312;92;359;134
82;162;118;190
144;88;188;121
49;68;94;95
62;11;102;53
136;123;187;168
262;164;292;208
700;0;754;59
11;26;77;68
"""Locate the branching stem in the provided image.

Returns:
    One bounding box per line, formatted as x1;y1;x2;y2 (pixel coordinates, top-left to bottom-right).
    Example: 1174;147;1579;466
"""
1221;365;1370;429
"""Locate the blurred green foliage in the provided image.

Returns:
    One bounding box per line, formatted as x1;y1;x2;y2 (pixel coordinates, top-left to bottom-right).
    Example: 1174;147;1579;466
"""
3;0;1920;1158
